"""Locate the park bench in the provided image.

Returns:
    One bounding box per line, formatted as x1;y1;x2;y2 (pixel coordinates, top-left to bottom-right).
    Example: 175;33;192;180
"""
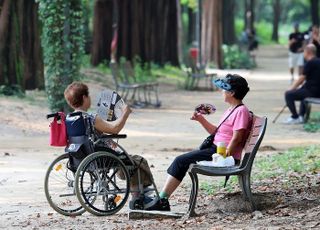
122;61;161;107
304;97;320;123
186;115;267;217
185;60;217;90
110;62;146;106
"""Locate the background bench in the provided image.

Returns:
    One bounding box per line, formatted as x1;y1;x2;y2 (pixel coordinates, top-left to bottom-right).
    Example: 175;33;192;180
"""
186;115;267;217
304;97;320;123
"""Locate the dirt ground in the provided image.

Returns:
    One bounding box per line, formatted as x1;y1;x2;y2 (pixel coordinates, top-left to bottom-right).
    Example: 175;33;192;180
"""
0;45;320;229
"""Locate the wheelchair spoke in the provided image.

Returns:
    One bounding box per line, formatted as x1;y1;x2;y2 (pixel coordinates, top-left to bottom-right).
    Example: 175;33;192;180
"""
45;154;84;216
76;152;130;215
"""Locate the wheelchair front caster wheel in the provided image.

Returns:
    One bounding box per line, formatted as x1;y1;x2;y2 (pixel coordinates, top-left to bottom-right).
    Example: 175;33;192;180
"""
129;197;144;210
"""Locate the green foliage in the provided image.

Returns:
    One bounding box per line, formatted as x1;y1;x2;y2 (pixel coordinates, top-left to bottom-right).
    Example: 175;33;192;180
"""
200;145;320;194
180;0;197;10
304;112;320;133
118;56;157;83
0;85;25;98
81;54;91;68
255;21;273;45
132;56;156;83
234;0;312;45
37;0;85;112
150;63;186;88
255;145;320;177
222;44;255;69
200;177;238;195
235;19;244;40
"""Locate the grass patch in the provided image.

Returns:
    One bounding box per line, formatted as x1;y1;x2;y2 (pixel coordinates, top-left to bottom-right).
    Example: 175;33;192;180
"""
304;112;320;133
150;63;186;88
200;145;320;194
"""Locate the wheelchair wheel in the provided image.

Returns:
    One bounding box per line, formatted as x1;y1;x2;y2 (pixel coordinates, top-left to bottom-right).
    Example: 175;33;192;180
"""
44;153;85;216
75;151;130;216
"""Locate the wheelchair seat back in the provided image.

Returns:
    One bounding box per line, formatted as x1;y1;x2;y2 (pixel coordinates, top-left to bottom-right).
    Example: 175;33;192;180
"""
65;112;95;172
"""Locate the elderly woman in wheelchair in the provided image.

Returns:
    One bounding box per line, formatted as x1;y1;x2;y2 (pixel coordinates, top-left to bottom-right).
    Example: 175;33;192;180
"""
45;82;165;216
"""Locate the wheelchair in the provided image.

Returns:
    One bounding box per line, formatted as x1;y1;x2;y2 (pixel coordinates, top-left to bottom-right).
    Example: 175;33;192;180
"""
45;111;160;216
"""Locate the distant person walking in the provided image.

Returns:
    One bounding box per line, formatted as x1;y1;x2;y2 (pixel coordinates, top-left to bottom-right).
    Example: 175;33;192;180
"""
288;22;304;83
284;44;320;124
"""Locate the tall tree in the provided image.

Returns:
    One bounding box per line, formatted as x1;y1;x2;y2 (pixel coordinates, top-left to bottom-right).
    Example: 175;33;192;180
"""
91;0;113;66
311;0;319;26
222;0;236;45
272;0;281;42
38;0;85;111
0;0;43;90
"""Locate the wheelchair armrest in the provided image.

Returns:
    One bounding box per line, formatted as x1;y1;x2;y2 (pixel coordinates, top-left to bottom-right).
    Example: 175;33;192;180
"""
99;134;127;139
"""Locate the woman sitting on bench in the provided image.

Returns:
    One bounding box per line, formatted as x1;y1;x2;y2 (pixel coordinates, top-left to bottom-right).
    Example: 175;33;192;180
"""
146;74;252;211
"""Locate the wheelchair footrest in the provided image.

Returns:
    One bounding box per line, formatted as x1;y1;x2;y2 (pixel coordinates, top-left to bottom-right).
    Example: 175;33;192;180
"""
128;210;184;220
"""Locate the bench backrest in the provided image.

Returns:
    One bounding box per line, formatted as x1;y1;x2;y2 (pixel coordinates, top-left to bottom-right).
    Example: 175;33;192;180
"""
110;62;128;85
239;115;267;171
122;61;136;82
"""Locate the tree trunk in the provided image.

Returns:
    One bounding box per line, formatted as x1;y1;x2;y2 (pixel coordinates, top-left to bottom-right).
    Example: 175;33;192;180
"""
0;0;43;90
91;0;179;66
91;0;113;66
0;0;11;86
272;0;281;42
83;1;92;54
201;0;222;68
311;0;319;26
212;0;223;68
177;0;183;64
187;7;196;44
248;0;255;32
244;0;248;30
222;0;236;45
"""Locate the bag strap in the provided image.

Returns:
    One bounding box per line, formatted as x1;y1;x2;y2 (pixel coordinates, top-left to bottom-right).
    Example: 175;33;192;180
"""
213;103;243;134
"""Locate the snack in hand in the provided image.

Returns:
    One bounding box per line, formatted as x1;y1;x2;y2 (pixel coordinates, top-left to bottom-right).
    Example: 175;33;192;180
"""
195;103;216;115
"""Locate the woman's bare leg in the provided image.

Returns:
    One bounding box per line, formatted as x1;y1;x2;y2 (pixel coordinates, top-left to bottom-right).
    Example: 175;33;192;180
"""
161;175;181;198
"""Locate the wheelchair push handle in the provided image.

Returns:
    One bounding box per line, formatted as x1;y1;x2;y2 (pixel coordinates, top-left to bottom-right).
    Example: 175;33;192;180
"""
46;112;61;119
47;111;84;121
100;134;127;139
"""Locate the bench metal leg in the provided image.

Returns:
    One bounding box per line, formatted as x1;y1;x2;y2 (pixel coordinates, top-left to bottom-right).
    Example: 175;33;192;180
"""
123;88;129;101
130;88;137;100
185;75;191;90
187;172;198;217
153;85;161;107
238;175;248;200
304;101;311;123
242;174;256;211
194;78;200;89
189;77;196;90
144;87;149;104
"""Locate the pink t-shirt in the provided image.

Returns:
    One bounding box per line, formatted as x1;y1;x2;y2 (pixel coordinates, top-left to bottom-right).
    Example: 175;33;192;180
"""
213;105;251;160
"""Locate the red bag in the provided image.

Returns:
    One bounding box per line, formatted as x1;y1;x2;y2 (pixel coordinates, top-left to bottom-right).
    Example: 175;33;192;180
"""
49;112;67;147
